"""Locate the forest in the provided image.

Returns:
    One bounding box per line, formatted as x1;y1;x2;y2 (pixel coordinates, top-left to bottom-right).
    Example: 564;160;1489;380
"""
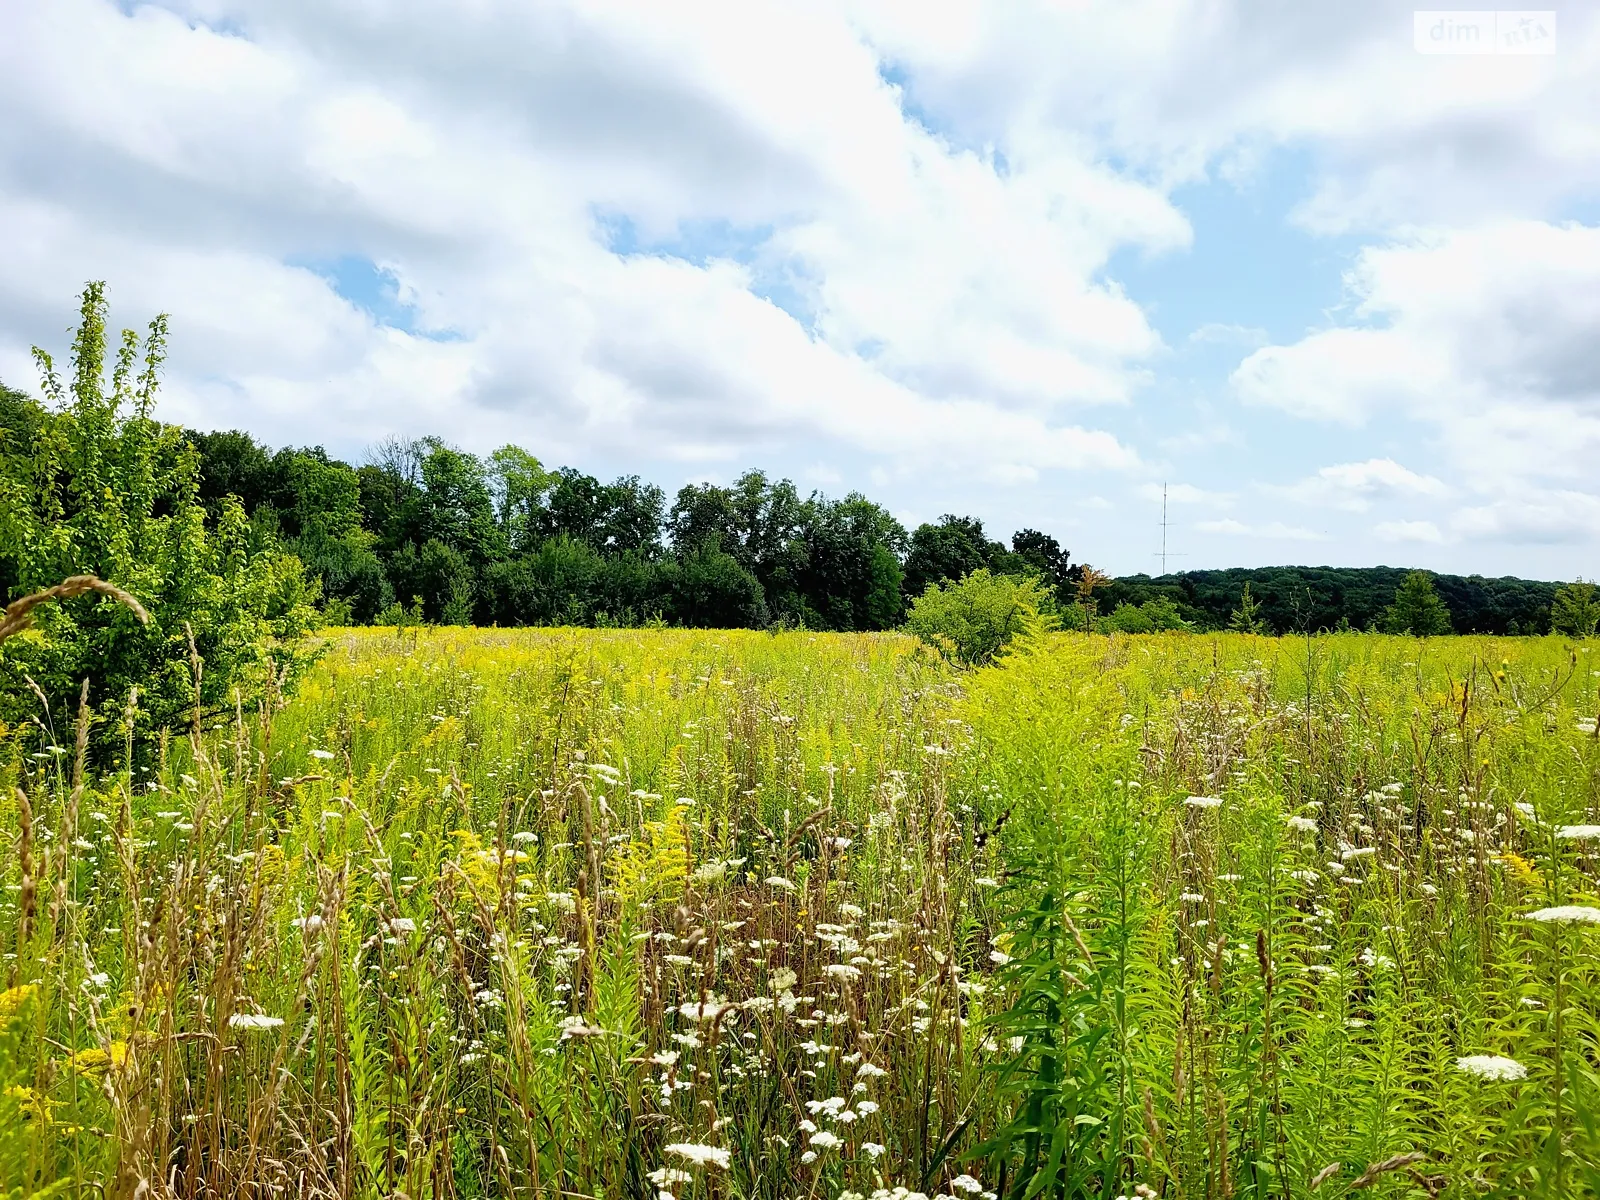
2;376;1579;637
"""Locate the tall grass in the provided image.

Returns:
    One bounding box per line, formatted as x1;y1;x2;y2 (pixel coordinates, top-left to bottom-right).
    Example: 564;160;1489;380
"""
1;627;1597;1198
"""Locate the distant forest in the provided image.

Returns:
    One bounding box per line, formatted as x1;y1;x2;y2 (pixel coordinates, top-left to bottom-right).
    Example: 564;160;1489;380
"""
1101;569;1562;635
0;377;1581;635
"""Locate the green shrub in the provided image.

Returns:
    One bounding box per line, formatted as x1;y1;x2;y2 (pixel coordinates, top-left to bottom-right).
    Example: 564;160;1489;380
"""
1099;596;1192;634
903;568;1056;664
0;283;318;751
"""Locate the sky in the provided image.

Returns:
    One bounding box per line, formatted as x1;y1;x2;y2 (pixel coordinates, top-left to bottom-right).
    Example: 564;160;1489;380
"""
1;1;1597;579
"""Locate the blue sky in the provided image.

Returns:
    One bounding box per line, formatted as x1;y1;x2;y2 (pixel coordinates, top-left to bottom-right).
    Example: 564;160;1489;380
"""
2;1;1598;578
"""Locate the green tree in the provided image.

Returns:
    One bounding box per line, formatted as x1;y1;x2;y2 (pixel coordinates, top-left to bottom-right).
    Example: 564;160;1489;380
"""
1551;579;1600;638
903;515;1007;599
1229;582;1268;633
0;283;317;748
1382;570;1452;636
903;569;1057;665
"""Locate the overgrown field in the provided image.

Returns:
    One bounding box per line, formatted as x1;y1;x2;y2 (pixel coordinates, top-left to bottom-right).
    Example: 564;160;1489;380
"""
3;628;1599;1199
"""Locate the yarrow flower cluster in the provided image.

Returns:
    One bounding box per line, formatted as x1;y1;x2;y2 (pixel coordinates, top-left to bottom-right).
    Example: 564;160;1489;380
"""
1525;906;1600;924
1556;825;1600;841
1455;1055;1527;1081
663;1143;731;1170
227;1013;284;1030
1184;795;1223;810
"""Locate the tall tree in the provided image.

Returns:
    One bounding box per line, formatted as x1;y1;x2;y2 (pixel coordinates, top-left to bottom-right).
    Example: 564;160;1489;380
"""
1551;580;1600;638
903;515;1007;598
1383;570;1452;636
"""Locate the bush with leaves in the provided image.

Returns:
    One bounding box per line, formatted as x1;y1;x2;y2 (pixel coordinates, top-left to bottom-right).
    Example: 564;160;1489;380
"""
904;569;1056;665
1551;580;1600;638
1099;596;1192;634
0;283;318;752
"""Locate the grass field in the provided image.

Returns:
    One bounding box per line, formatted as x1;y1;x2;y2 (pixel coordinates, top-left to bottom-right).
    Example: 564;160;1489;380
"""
3;627;1599;1199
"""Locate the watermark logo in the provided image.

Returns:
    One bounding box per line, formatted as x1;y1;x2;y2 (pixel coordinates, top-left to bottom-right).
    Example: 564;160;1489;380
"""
1414;10;1556;54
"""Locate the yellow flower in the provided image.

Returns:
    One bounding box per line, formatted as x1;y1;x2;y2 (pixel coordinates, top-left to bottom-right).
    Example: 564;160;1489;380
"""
1497;852;1542;887
69;1040;130;1077
3;1084;52;1122
0;984;37;1024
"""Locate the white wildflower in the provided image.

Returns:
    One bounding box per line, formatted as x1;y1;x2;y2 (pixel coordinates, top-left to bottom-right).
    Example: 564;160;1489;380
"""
1456;1055;1527;1081
1286;816;1318;833
863;1142;887;1158
1185;795;1223;810
1526;906;1600;924
771;968;799;991
1556;825;1600;841
951;1177;984;1194
664;1143;731;1170
228;1013;284;1030
308;749;335;761
679;1000;731;1022
809;1130;842;1150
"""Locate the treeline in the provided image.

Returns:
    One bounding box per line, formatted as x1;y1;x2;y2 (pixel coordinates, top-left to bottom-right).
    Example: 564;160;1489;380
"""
176;429;1079;632
1103;567;1567;635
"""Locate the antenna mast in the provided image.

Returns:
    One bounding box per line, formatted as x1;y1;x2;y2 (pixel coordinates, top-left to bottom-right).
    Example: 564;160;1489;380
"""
1160;483;1169;575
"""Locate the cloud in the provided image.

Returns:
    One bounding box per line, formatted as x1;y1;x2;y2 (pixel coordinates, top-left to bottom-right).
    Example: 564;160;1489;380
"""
1451;491;1600;546
1232;221;1600;491
1374;519;1443;544
1195;518;1325;541
847;1;1600;233
1279;458;1449;512
1137;482;1233;508
1188;323;1268;347
0;0;1177;482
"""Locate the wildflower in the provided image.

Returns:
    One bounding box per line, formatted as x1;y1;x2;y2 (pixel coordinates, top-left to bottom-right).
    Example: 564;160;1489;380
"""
664;1143;731;1170
69;1041;129;1077
1557;825;1600;841
766;875;797;891
1185;795;1223;810
228;1013;284;1030
648;1169;693;1187
1286;816;1318;833
388;917;417;934
1341;847;1376;861
678;1000;731;1022
1525;906;1600;924
1456;1055;1527;1081
824;964;861;981
1179;892;1205;904
308;749;335;761
951;1177;984;1194
856;1099;879;1114
857;1062;887;1078
975;876;1000;888
809;1130;842;1150
0;985;38;1024
863;1142;887;1158
1496;852;1541;886
692;861;728;885
771;968;798;991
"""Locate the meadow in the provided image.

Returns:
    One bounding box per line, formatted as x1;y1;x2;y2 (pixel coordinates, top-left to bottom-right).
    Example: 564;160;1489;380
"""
2;626;1599;1199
